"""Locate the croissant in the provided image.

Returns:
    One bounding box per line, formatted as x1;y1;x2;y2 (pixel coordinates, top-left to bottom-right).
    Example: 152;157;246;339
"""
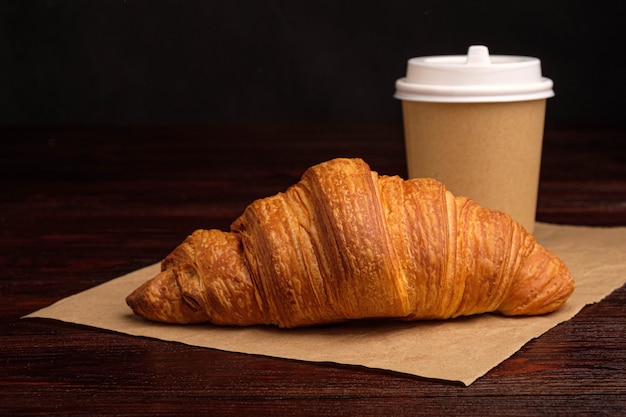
126;158;574;328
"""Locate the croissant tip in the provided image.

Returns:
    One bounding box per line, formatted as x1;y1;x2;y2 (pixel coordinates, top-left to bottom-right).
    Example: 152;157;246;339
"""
126;269;214;324
125;270;173;322
125;279;151;317
125;287;141;311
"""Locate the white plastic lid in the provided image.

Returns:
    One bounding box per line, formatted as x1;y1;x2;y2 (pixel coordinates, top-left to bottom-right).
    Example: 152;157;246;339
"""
394;45;554;103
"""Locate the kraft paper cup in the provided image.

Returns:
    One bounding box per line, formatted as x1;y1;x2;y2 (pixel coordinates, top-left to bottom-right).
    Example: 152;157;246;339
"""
394;45;554;233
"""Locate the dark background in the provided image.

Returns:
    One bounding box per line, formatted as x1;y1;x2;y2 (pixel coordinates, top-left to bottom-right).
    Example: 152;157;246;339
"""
1;0;624;127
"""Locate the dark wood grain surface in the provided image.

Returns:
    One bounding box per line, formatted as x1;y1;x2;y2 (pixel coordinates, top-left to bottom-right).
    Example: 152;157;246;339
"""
2;125;625;416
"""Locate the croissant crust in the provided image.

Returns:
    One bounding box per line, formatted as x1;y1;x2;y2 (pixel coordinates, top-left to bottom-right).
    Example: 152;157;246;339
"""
126;158;574;328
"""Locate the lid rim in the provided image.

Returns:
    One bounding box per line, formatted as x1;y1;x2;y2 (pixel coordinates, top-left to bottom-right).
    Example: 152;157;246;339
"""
393;92;554;103
395;77;554;100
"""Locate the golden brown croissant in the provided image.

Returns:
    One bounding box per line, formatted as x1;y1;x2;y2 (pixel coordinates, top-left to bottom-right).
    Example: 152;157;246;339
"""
126;158;574;328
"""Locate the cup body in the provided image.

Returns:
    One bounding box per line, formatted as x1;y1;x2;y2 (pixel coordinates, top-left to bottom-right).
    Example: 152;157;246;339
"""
401;99;546;232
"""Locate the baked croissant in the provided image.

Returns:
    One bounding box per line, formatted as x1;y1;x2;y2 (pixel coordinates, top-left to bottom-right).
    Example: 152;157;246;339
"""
126;158;574;328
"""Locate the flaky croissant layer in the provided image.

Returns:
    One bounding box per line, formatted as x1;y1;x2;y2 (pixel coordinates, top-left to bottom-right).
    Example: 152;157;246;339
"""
126;158;574;328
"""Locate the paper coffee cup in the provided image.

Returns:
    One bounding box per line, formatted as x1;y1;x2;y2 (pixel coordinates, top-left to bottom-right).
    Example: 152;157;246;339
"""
394;45;554;232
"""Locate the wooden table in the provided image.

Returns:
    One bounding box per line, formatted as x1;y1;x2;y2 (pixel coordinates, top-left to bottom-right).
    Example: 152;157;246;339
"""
2;125;625;416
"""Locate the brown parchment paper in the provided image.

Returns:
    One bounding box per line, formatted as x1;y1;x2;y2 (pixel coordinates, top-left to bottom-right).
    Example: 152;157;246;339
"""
24;223;626;386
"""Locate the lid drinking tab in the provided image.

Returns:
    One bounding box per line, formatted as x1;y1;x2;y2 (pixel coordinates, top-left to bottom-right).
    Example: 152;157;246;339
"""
466;45;491;65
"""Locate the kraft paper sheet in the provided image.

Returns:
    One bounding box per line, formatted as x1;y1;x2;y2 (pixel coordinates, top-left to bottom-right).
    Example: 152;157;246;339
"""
24;223;626;386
